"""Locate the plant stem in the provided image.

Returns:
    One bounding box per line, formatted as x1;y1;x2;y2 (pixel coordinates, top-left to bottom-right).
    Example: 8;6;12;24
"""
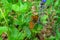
0;9;8;25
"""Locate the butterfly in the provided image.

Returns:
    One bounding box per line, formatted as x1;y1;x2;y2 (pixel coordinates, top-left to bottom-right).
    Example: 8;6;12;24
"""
29;15;39;29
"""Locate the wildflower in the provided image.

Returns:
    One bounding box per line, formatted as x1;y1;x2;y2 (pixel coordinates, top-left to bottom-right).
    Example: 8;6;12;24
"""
42;0;46;3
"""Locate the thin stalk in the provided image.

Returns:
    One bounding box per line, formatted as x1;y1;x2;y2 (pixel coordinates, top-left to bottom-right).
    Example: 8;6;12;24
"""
0;9;8;25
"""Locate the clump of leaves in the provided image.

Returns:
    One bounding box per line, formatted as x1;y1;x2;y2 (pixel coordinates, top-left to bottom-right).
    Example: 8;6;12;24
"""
0;0;60;40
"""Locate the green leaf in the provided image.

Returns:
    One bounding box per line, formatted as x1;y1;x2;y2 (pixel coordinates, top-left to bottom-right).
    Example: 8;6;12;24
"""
54;0;59;7
0;26;8;35
37;24;43;31
33;37;39;40
49;36;55;40
12;4;20;12
46;0;54;6
20;3;29;13
56;9;60;14
0;37;2;40
8;27;19;40
18;32;26;40
23;27;31;38
40;15;48;24
7;0;18;4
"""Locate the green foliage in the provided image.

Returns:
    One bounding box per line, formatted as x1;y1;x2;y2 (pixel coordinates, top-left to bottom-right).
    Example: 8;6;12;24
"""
0;26;8;35
0;0;60;40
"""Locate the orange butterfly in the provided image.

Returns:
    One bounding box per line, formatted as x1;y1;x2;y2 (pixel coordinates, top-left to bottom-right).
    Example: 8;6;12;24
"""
29;15;39;29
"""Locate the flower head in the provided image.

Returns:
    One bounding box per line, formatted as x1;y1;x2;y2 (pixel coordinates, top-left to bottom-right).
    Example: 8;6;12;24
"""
42;0;46;3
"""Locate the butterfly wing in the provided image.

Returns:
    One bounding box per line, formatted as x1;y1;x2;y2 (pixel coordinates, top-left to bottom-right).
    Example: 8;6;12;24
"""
29;21;34;29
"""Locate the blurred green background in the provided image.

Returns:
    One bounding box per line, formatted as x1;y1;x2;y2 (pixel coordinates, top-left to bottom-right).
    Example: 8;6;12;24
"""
0;0;60;40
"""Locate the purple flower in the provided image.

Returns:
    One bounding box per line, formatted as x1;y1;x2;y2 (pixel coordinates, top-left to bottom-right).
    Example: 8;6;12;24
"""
42;0;46;3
